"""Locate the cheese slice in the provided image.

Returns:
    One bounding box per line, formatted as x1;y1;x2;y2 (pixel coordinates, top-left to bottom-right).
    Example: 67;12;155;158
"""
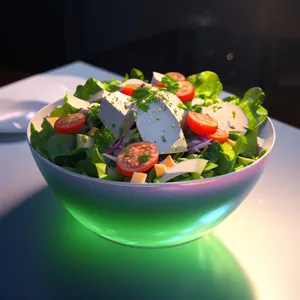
65;92;91;109
202;102;248;134
46;117;59;128
154;164;168;177
160;155;176;168
130;172;147;183
160;159;208;183
121;79;148;87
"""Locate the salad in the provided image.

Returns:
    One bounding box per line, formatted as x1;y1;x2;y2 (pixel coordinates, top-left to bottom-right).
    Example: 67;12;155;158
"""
30;69;269;183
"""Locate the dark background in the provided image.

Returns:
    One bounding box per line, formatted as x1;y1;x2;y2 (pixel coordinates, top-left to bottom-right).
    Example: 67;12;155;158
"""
0;0;299;127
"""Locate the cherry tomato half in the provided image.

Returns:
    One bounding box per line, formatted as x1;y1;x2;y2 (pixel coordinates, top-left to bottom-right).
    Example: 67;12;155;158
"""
120;84;141;96
176;81;195;102
116;141;159;177
165;72;186;81
54;113;86;134
187;112;218;136
155;82;167;88
207;128;229;144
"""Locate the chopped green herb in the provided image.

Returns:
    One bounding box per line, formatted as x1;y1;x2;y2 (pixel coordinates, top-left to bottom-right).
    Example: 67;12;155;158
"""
112;124;116;128
138;154;150;164
161;135;167;143
91;126;115;152
171;124;175;130
160;75;180;94
131;86;158;112
156;117;160;121
232;111;236;119
86;105;100;127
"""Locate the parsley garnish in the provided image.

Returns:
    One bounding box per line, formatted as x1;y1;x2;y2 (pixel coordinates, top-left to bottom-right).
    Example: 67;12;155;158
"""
232;111;236;119
138;154;150;164
160;75;180;94
86;105;100;127
177;102;202;113
131;86;158;112
130;76;179;112
90;125;115;152
161;135;167;143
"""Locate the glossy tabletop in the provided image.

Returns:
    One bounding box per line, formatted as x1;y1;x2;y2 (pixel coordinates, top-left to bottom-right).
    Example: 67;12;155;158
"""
0;62;299;300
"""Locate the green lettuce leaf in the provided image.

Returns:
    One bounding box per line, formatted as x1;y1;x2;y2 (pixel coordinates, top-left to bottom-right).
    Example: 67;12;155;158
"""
50;93;80;117
94;163;107;178
123;68;145;82
91;147;105;164
74;78;121;100
230;128;258;158
46;134;76;161
75;158;98;177
100;79;122;92
30;118;57;159
54;148;87;167
74;78;102;100
187;71;223;100
30;123;50;159
238;87;268;129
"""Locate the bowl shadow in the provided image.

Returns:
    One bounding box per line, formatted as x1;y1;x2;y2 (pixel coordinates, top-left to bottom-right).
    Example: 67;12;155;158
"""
0;188;256;300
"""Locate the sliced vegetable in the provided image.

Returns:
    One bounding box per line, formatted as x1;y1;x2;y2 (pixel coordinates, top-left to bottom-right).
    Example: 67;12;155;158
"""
116;142;159;177
176;81;195;103
187;112;218;136
207;128;229;144
166;72;186;81
159;159;208;183
54;113;86;134
120;84;142;96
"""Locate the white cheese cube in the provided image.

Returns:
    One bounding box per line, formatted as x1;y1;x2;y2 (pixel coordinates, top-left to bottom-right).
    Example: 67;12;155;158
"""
98;91;134;138
76;134;94;149
202;102;248;134
130;172;147;183
150;71;164;85
135;91;187;154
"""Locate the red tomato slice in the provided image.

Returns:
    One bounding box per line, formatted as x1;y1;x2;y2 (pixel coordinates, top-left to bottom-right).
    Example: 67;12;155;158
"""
120;84;141;96
155;82;167;88
187;112;218;136
165;72;186;81
207;128;229;144
116;141;159;177
176;81;195;102
54;113;86;134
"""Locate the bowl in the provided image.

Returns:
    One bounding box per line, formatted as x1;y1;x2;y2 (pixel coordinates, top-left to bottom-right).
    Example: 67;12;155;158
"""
27;98;276;248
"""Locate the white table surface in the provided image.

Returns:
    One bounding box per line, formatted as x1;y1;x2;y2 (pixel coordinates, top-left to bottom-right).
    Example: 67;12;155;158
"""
0;61;299;300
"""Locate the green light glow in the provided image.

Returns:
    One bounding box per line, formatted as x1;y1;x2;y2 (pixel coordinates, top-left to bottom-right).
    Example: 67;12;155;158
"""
43;207;255;300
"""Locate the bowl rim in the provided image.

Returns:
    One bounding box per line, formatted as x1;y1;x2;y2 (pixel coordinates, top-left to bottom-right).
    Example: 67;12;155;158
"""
26;100;276;188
